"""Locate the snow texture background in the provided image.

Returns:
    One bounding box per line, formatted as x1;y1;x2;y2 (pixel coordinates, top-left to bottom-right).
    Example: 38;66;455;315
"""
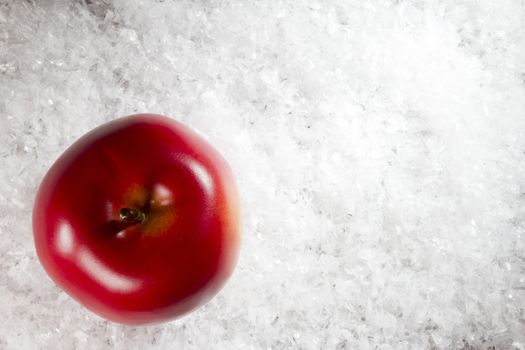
1;0;525;349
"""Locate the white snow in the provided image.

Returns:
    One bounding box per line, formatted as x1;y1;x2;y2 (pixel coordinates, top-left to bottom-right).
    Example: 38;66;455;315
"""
1;0;525;349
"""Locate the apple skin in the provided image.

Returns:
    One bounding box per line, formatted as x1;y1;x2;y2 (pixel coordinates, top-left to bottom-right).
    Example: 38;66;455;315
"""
32;114;241;325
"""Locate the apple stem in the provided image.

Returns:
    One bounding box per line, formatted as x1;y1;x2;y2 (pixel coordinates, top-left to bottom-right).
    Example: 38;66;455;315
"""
119;208;145;224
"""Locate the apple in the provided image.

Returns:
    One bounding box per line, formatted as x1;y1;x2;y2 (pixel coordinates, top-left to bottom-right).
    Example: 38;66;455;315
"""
32;114;241;325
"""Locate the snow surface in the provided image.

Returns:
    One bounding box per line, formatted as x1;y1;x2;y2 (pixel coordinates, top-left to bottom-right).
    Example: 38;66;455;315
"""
1;0;525;349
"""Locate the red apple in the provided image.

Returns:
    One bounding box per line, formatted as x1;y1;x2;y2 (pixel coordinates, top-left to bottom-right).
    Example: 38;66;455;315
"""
32;114;241;325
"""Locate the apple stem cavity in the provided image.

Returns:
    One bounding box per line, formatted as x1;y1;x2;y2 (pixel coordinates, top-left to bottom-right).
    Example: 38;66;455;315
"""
119;208;145;224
